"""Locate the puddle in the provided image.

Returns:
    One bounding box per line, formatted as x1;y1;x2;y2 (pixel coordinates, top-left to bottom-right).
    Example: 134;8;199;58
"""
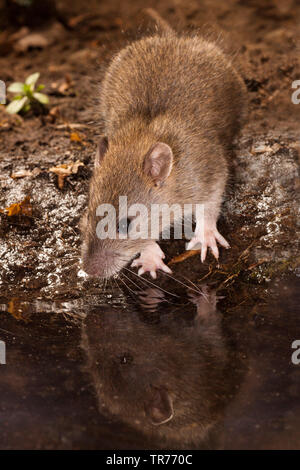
0;275;299;449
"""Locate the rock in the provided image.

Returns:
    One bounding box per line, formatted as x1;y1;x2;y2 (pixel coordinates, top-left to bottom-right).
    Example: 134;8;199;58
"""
14;33;50;52
14;22;65;52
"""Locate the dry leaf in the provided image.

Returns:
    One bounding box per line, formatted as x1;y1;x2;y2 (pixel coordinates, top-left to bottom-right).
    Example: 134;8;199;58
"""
168;249;200;265
32;168;41;177
48;64;70;73
68;13;92;28
11;168;41;179
47;106;60;123
0;119;11;129
7;298;31;322
56;123;88;130
250;143;281;154
51;74;73;95
70;131;82;142
58;80;71;94
70;131;86;145
11;169;32;179
49;160;84;189
0;195;32;217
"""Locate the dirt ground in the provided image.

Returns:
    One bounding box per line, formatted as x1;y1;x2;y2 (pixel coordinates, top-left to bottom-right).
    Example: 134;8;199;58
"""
0;0;300;451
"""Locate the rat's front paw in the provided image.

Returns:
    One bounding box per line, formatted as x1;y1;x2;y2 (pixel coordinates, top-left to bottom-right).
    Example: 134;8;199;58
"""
131;243;172;279
186;227;230;262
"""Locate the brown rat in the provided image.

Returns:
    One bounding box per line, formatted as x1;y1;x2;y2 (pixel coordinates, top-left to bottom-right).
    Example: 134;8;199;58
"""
81;15;248;279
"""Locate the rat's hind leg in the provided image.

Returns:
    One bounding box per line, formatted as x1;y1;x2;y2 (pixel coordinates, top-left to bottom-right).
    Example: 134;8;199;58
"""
131;241;172;279
186;191;230;262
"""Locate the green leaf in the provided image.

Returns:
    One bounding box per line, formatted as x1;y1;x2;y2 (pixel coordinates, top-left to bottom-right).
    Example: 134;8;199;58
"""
6;96;29;114
23;83;33;96
36;84;45;91
7;82;25;94
33;92;49;105
25;72;40;87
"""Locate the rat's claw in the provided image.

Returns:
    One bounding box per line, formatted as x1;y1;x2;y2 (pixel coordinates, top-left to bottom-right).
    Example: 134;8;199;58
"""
210;239;219;260
187;227;229;262
131;242;172;278
200;244;207;263
161;264;172;274
215;232;230;249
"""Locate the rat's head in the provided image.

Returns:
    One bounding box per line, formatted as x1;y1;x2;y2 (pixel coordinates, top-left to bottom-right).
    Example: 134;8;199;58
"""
81;135;174;278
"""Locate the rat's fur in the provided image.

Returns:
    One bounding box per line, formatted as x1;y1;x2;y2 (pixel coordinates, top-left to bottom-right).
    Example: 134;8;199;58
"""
81;29;247;278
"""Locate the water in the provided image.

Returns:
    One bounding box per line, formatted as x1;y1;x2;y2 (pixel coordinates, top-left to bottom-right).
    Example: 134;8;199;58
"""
0;274;299;449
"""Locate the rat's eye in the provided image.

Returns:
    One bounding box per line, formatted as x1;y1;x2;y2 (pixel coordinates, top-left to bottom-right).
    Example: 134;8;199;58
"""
117;217;131;235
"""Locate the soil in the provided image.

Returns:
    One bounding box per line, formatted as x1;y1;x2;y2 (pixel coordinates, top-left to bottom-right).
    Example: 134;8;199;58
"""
0;0;299;450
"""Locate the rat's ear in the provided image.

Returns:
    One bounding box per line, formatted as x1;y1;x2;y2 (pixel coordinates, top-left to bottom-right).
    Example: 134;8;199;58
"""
143;142;173;185
95;136;108;167
144;386;174;426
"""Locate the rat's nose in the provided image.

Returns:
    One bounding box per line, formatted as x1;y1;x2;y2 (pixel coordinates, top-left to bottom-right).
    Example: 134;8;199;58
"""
82;250;118;278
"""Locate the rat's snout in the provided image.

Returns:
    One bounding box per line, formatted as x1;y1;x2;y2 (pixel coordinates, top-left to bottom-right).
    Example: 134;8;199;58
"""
82;249;121;279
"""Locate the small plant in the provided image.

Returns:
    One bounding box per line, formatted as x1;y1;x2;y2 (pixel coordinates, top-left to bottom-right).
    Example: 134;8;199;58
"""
6;72;49;114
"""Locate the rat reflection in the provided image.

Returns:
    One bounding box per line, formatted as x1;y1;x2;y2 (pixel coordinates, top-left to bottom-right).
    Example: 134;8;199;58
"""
81;285;244;449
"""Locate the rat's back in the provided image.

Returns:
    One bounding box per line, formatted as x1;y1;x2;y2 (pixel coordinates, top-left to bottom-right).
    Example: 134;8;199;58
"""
100;34;247;144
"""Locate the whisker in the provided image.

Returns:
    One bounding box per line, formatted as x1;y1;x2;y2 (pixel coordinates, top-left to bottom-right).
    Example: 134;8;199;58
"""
113;276;121;292
161;271;203;295
121;271;143;292
123;266;153;288
183;277;210;302
123;267;179;298
178;273;203;293
109;277;114;293
118;274;136;295
169;272;210;302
